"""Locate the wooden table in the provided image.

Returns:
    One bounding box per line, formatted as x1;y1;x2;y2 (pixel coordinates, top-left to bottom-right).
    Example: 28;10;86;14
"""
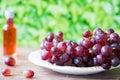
0;47;120;80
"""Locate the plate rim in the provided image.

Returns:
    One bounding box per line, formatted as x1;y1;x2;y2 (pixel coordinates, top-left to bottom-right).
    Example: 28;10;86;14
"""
28;50;120;75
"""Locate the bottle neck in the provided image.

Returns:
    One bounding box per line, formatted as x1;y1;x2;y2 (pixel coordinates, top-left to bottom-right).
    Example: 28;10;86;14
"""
6;18;14;25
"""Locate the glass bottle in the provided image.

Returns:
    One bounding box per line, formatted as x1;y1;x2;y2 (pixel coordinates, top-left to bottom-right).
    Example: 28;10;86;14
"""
3;10;16;56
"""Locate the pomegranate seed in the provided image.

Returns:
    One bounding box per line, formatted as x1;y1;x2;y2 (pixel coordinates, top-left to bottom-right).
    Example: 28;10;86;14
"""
1;68;11;76
23;70;34;78
5;57;16;66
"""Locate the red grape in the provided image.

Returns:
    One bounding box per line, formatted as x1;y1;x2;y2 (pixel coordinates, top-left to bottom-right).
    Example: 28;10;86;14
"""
93;28;101;35
92;44;102;55
75;46;84;57
66;45;75;55
111;57;120;67
74;57;86;67
23;70;34;78
82;55;90;63
43;41;53;51
56;61;64;66
110;43;119;49
110;33;119;43
66;40;72;46
59;53;69;63
42;51;51;60
47;32;54;42
56;32;63;41
95;34;107;45
101;45;112;57
49;56;59;64
40;29;120;70
64;58;73;66
102;63;111;70
51;47;61;57
93;57;99;66
5;57;16;66
71;42;78;48
57;41;66;51
83;30;92;38
81;38;92;49
95;54;105;65
91;37;96;45
106;28;114;35
95;29;105;35
1;68;11;76
87;59;94;67
52;38;60;46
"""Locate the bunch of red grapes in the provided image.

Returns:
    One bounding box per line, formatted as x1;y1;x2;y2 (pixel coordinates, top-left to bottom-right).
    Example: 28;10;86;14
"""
40;28;120;70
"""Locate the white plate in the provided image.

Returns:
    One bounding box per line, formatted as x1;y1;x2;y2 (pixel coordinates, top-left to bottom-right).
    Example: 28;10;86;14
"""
28;50;120;75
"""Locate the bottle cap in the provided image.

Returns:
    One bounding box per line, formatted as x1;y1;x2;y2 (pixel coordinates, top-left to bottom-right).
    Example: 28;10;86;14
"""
5;9;14;19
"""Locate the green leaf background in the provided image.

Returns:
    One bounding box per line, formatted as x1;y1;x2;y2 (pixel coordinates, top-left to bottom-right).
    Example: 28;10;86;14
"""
0;0;120;47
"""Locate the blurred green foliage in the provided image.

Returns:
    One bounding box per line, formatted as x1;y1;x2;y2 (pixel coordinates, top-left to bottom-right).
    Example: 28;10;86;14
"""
0;0;120;47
